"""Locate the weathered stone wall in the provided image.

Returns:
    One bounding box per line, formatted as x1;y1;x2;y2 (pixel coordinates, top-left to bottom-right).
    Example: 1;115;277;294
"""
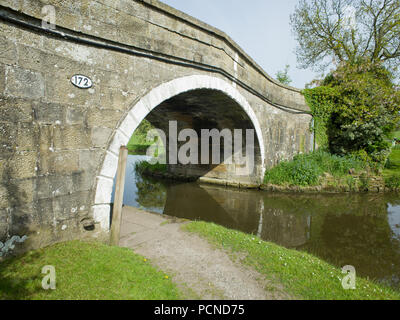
0;0;312;255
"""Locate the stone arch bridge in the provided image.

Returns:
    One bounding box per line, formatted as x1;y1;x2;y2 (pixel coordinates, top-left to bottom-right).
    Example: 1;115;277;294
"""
0;0;311;252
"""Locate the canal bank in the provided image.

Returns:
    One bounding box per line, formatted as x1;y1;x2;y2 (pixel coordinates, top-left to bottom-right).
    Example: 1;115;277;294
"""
120;206;287;300
2;207;399;300
114;155;400;290
119;206;400;300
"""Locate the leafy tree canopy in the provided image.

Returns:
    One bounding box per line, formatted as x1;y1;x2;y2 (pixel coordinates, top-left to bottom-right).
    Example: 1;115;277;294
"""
291;0;400;76
276;64;293;85
324;59;400;164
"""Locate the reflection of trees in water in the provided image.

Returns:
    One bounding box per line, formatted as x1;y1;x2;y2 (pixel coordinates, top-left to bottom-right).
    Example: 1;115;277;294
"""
134;173;167;209
263;193;400;288
287;194;400;288
317;213;400;286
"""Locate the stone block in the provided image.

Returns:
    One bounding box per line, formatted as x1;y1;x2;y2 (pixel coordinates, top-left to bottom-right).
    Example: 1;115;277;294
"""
16;122;39;152
17;44;47;72
35;125;52;175
0;122;17;155
35;174;74;200
90;126;113;148
99;86;132;111
9;203;38;237
13;178;35;206
0;209;8;241
78;149;103;173
51;150;80;173
0;184;9;209
94;176;114;205
52;191;89;221
71;170;95;193
118;113;139;139
99;151;118;179
53;125;90;150
8;151;37;180
66;107;85;125
32;101;65;124
39;150;79;175
37;125;52;151
108;129;129;155
1;0;23;11
0;97;33;123
5;66;45;99
92;204;111;231
86;108;123;129
0;64;5;95
0;37;18;65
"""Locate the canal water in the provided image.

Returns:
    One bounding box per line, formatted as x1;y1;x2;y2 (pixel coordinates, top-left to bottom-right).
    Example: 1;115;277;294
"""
113;155;400;289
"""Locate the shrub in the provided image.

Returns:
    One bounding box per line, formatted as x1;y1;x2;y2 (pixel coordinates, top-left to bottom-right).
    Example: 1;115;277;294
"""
135;161;167;175
264;150;366;186
289;157;322;186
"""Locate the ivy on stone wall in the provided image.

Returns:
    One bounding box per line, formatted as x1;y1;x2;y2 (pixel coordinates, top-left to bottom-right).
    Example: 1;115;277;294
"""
302;86;338;149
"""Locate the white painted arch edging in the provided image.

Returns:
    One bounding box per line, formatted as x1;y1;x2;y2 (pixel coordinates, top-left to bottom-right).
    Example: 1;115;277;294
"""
92;75;266;231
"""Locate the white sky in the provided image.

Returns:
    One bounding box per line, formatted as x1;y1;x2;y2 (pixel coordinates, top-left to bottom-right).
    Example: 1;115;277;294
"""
160;0;318;89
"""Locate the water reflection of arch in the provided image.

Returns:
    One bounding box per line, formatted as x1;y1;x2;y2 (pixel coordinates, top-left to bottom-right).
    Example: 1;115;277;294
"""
163;183;261;234
163;183;312;248
259;207;311;248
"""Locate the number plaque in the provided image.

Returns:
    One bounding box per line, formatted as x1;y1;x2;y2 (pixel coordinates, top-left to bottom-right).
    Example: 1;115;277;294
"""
71;74;93;89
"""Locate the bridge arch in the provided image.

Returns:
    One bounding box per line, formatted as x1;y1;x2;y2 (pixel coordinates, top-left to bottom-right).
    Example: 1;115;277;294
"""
92;75;266;231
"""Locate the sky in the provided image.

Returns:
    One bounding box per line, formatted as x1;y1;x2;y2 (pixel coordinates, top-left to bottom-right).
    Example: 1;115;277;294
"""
161;0;318;89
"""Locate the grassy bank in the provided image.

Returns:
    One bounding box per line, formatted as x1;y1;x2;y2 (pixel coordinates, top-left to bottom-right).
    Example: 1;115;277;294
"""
127;120;155;155
183;222;400;300
135;160;167;176
0;241;181;300
384;146;400;189
263;150;400;192
264;150;366;187
127;135;154;155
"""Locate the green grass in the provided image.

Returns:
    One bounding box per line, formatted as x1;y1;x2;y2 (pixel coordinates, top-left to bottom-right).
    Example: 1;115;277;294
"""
383;147;400;189
0;241;181;300
127;119;157;155
392;131;400;140
135;160;167;175
183;222;400;300
264;150;366;186
384;147;400;176
127;134;154;155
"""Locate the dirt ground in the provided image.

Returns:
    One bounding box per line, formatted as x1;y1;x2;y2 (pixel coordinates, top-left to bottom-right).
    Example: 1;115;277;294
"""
119;206;291;300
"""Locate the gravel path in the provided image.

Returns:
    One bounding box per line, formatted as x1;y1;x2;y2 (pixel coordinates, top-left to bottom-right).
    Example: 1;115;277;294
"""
119;206;290;300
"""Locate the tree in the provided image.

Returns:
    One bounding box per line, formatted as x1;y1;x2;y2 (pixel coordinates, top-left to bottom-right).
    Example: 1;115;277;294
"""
276;64;293;85
324;59;400;164
291;0;400;75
